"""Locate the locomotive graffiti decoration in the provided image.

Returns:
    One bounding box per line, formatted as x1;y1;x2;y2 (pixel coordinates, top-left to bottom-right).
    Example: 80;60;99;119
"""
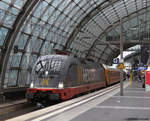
26;55;125;104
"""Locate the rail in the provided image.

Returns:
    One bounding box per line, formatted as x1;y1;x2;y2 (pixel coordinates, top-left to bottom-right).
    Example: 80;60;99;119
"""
0;99;34;121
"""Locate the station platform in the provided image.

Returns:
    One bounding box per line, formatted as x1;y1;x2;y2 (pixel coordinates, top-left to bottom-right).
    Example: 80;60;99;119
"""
8;81;150;121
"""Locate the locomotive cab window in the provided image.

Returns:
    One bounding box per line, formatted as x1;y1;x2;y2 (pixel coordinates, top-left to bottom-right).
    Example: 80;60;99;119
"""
34;59;62;76
31;58;63;88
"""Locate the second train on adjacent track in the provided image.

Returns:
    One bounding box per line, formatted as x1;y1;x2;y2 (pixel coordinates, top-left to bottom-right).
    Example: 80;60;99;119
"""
26;55;125;104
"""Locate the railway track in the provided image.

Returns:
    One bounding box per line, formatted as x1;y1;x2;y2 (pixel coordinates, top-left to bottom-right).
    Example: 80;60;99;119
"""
0;98;43;120
6;82;129;121
0;100;27;115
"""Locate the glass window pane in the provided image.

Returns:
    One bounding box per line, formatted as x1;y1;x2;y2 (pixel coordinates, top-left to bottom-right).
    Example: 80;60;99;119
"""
0;1;9;10
4;13;16;27
33;39;43;52
17;34;28;49
51;0;62;7
12;53;22;67
21;55;27;68
8;70;18;86
0;9;5;21
0;27;8;46
9;7;19;15
14;0;27;9
18;70;28;87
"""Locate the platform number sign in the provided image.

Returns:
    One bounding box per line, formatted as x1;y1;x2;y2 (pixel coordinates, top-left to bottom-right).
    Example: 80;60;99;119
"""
113;58;119;64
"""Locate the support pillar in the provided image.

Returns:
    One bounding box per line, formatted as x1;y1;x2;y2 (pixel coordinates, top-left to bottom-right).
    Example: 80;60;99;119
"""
120;19;124;96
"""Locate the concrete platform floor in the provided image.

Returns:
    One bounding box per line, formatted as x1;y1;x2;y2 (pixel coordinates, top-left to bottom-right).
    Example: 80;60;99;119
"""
8;81;150;121
71;81;150;121
46;81;150;121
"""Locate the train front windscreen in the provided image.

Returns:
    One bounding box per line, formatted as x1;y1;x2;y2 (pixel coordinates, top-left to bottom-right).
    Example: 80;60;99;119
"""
30;58;63;88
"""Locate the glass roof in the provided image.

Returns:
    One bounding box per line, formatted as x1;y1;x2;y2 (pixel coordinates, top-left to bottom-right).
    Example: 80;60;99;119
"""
70;0;150;63
0;0;150;89
0;0;27;46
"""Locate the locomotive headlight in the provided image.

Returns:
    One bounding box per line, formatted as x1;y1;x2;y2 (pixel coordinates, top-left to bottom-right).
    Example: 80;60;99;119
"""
30;82;34;88
58;82;64;89
45;71;49;76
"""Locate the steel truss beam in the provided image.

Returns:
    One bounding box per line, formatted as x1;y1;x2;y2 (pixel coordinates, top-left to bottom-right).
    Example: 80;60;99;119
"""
96;40;150;45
